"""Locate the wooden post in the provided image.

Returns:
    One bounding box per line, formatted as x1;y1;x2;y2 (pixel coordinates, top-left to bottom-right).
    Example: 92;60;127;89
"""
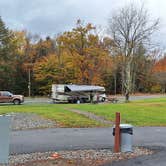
114;112;120;153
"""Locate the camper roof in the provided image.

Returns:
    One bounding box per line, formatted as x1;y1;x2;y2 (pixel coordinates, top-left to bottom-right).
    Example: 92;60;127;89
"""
65;85;105;92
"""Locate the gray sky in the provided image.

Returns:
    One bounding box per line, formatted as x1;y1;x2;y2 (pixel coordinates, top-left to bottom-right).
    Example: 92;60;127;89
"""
0;0;166;48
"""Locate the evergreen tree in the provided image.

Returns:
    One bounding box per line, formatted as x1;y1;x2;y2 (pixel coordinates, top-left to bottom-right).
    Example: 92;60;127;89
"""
0;16;16;90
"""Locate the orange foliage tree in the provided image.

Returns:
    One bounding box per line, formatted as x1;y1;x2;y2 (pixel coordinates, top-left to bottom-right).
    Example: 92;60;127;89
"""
153;56;166;93
56;20;111;85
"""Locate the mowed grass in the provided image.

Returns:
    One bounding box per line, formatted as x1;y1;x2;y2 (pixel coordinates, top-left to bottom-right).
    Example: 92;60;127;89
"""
0;97;165;127
0;104;103;128
69;97;166;126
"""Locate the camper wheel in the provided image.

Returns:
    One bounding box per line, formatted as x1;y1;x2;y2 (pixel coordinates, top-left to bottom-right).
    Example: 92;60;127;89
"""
101;97;105;102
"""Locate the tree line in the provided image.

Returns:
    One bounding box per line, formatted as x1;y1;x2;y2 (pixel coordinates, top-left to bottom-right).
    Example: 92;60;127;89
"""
0;4;165;101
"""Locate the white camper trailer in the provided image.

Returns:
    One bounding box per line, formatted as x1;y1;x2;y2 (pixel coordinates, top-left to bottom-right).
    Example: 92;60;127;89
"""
51;84;106;103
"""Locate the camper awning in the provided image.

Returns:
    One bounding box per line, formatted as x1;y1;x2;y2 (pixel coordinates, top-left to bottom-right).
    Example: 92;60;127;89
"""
65;85;105;92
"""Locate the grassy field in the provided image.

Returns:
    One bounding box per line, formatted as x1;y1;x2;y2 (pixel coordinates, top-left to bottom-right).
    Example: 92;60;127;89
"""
0;97;165;127
0;104;103;127
69;98;166;126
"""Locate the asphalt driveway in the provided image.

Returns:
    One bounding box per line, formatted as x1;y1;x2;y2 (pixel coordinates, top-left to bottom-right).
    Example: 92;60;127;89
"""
10;127;166;154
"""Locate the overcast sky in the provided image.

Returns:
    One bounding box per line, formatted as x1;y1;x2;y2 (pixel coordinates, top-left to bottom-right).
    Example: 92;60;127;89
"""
0;0;166;48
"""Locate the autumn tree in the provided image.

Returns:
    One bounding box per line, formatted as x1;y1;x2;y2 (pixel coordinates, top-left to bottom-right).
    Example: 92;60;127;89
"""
33;53;75;95
10;31;29;94
33;21;112;94
108;4;159;101
57;20;109;85
22;34;55;95
98;37;123;94
153;56;166;93
35;36;55;59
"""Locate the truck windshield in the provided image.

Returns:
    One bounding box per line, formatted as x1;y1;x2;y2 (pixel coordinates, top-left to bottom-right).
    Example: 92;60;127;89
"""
3;91;13;97
8;92;13;96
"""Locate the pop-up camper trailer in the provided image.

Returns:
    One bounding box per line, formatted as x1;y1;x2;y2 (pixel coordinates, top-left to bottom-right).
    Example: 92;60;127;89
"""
51;84;106;103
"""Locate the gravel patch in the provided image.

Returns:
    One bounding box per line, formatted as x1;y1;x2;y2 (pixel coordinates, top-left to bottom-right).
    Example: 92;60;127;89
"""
5;147;153;166
8;113;57;130
67;109;113;125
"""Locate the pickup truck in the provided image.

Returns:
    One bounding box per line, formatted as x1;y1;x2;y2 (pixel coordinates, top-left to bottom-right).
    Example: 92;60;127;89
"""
0;91;24;105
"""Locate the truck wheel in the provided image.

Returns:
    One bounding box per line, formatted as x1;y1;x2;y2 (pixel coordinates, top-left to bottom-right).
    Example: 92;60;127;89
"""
13;99;21;105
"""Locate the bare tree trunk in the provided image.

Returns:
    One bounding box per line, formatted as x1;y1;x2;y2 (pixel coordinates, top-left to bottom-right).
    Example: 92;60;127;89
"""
121;77;124;95
124;60;132;102
121;60;125;95
131;62;136;93
132;72;136;93
114;72;117;95
108;3;159;102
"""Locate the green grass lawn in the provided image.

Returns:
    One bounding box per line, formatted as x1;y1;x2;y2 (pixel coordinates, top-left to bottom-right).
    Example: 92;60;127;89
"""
69;98;166;126
0;104;103;128
0;97;165;127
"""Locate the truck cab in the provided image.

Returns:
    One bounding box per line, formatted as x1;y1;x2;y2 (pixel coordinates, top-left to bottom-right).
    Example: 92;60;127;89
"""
0;91;24;105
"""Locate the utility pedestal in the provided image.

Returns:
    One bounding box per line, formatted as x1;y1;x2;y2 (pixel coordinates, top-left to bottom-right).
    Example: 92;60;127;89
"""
0;115;11;164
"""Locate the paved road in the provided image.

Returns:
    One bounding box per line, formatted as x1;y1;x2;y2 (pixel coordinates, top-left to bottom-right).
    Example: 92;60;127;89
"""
116;94;166;102
10;127;166;155
24;94;166;104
